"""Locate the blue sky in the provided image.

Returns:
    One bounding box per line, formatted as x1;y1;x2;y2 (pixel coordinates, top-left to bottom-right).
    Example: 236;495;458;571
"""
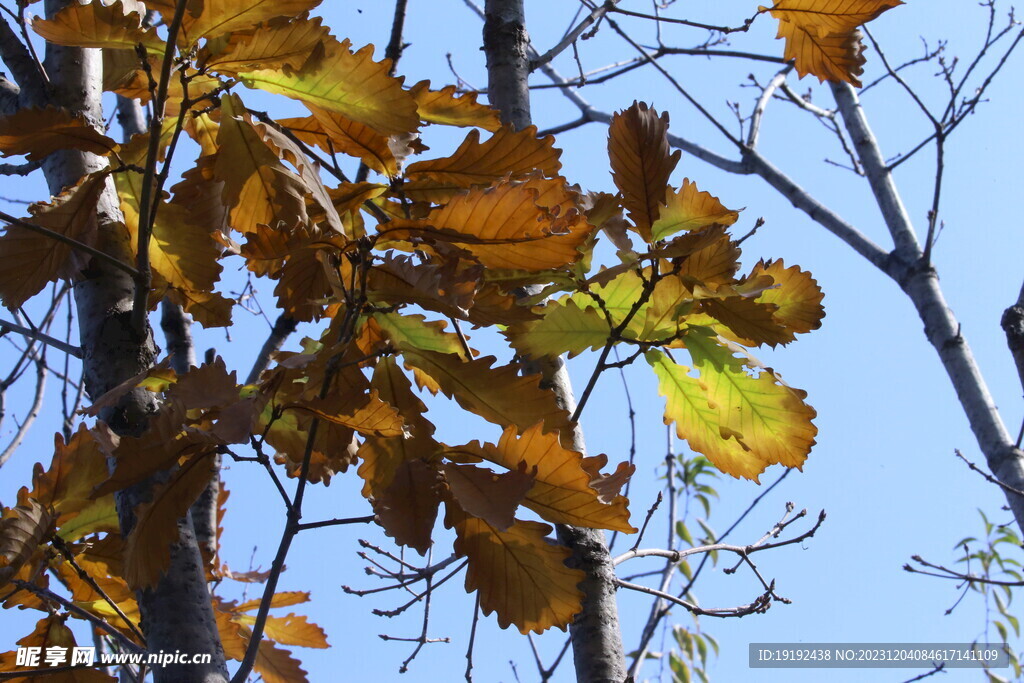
2;1;1023;681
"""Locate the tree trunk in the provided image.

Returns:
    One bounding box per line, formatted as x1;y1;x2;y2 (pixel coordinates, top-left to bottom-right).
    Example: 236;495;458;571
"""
41;2;228;679
482;2;628;681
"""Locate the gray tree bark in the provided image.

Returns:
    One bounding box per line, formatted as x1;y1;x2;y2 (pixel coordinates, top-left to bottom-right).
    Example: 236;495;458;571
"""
483;2;628;681
36;3;228;679
830;82;1024;530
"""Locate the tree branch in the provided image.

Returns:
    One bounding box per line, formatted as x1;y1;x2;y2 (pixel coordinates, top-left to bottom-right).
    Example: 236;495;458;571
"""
0;317;82;358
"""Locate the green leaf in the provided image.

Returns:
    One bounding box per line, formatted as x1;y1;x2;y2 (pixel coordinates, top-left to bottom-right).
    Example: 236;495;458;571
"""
506;298;610;360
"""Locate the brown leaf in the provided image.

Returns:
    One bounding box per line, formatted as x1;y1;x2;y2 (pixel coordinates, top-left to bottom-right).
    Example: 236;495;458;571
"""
401;349;572;437
403;126;561;202
123;453;219;589
0;171;108;310
446;503;584;634
0;498;54;589
409;80;502;131
373;459;443;555
608;102;681;241
446;423;635;532
442;463;534;531
0;107;117;160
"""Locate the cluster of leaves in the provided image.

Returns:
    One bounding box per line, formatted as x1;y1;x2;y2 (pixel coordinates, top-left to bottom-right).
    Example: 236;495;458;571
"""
762;0;904;86
0;0;880;678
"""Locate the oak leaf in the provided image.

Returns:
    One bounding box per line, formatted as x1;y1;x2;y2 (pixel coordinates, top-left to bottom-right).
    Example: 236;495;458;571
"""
401;349;573;437
446;423;635;532
0;107;117;160
441;462;534;531
748;259;826;334
608;102;680;241
380;181;591;272
31;0;163;52
648;329;817;480
650;179;740;241
236;37;418;136
505;298;610;360
446;503;584;634
203;15;329;73
410;81;502;131
373;459;443;554
123;452;220;589
403;126;561;202
0;171;107;310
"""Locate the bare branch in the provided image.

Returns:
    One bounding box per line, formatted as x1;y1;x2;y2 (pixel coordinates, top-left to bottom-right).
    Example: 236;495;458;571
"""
0;317;82;358
530;0;623;70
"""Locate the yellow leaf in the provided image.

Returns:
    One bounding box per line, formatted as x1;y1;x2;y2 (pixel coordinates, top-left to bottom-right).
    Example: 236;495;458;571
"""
764;1;902;85
409;80;502;131
608;102;680;241
123;452;219;589
749;259;825;335
31;0;163;52
403;126;561;202
447;504;584;634
216;94;308;234
401;349;572;437
0;171;108;310
204;15;329;73
764;0;902;37
232;613;328;649
237;37;418;136
254;639;308;683
372;312;469;358
292;390;405;438
0;107;118;160
650;179;740;240
116;137;222;294
31;425;112;531
775;18;868;86
648;330;817;481
286;109;398;177
148;0;323;45
379;180;591;272
446;423;635;532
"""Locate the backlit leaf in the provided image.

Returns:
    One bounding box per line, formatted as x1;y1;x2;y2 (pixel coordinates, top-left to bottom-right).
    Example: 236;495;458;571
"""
410;81;502;131
650;179;740;241
608;102;680;241
380;180;591;272
0;107;117;160
506;298;610;359
403;126;561;202
748;259;825;334
401;349;572;437
237;37;418;135
446;423;635;532
31;0;163;52
447;503;584;634
373;459;443;554
204;15;329;73
0;171;107;310
123;452;219;589
648;329;816;480
442;462;534;531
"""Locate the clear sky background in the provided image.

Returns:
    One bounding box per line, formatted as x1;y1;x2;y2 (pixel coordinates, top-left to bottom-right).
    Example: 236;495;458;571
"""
2;1;1023;681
